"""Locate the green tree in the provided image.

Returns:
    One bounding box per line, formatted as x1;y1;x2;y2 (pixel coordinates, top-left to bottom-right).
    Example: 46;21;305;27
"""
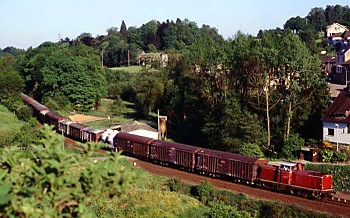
0;57;24;111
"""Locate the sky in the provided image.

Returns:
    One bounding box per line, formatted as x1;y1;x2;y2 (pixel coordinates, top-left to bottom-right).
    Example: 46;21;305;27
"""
0;0;349;49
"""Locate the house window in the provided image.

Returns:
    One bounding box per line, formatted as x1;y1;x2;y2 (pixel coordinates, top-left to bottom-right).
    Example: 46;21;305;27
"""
328;128;334;136
337;66;343;73
347;123;350;133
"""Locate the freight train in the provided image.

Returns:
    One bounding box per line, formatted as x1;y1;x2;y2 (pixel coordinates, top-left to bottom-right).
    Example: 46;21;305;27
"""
20;93;334;198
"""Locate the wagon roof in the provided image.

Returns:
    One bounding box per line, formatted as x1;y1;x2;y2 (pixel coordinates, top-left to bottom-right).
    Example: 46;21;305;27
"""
31;100;49;111
151;140;201;152
198;148;268;164
116;132;155;144
46;112;65;120
20;93;35;104
82;127;104;134
69;123;86;129
59;120;73;125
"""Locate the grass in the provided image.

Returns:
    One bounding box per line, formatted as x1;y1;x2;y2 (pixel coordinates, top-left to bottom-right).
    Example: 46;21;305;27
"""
83;99;157;129
90;157;206;218
108;65;142;74
0;104;23;136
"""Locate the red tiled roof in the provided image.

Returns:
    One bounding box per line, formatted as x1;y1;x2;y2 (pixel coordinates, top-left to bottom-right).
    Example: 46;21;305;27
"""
321;56;336;63
342;30;350;39
321;92;350;123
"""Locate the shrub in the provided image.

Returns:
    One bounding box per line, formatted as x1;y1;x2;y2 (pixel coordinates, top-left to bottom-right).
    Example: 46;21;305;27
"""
206;201;241;218
332;152;347;163
320;149;333;162
281;133;305;158
239;143;264;158
195;181;214;203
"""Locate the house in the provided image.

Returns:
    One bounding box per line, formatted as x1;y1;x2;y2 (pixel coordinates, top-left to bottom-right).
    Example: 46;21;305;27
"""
120;121;158;139
137;52;168;68
321;92;350;145
325;23;348;38
342;30;350;44
330;44;350;84
321;56;336;75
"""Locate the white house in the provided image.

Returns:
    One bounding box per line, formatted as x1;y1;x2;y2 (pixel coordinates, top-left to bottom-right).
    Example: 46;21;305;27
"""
325;23;348;38
322;92;350;145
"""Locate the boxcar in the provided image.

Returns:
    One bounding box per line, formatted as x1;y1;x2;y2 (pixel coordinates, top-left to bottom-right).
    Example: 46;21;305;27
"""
20;93;35;106
59;120;73;135
31;101;49;120
69;123;86;141
114;132;155;158
150;140;202;170
45;112;65;130
196;149;268;182
82;127;105;142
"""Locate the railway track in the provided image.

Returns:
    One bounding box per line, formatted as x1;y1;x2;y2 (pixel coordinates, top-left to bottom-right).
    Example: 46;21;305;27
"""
63;135;350;217
321;196;350;207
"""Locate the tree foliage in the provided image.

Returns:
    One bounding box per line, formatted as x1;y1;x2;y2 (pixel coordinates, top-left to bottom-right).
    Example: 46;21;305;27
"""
0;125;135;217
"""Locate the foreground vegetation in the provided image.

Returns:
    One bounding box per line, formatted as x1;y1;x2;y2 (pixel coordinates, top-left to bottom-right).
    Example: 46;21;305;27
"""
0;125;335;217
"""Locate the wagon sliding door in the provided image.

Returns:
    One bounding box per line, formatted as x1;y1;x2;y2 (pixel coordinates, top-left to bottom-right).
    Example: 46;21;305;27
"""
229;160;253;181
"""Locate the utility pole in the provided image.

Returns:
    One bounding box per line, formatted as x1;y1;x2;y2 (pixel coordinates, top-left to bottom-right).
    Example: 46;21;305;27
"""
128;49;130;66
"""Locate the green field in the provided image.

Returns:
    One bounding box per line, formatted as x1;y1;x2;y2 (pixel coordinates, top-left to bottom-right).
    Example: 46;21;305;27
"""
84;99;157;129
108;65;142;74
0;104;23;136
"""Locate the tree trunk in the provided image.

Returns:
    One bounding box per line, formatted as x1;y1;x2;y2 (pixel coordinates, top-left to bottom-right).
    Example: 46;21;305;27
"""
265;87;271;147
286;100;292;140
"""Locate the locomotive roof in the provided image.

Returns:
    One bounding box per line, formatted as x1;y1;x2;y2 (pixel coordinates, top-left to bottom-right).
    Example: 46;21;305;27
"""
198;148;268;165
151;140;201;152
116;132;155;144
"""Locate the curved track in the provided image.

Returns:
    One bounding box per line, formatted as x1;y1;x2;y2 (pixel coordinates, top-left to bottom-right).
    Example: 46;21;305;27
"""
63;136;350;217
128;157;350;217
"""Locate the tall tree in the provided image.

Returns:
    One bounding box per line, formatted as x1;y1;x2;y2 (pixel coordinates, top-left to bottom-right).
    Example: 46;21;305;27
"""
120;20;129;42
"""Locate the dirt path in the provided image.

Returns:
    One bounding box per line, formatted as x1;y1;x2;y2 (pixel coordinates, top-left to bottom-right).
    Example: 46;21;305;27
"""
68;114;105;123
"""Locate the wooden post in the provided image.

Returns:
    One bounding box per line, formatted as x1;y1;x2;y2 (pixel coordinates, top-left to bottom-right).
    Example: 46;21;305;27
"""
128;49;130;66
158;109;160;140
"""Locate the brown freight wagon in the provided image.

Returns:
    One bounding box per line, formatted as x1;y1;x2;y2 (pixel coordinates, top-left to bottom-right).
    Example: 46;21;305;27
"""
115;132;155;158
196;149;268;183
150;140;202;170
82;127;105;142
20;93;35;106
59;120;73;135
45;112;65;130
31;101;49;121
69;123;86;141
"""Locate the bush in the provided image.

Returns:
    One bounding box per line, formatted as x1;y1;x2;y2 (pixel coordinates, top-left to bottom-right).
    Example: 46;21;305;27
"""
332;151;347;163
281;133;305;158
206;201;241;218
16;105;32;121
239;143;264;158
195;181;214;203
320;149;347;163
320;149;334;162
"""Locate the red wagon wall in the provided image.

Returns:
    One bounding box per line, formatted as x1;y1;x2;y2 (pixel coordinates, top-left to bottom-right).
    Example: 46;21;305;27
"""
115;132;154;158
150;140;201;170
